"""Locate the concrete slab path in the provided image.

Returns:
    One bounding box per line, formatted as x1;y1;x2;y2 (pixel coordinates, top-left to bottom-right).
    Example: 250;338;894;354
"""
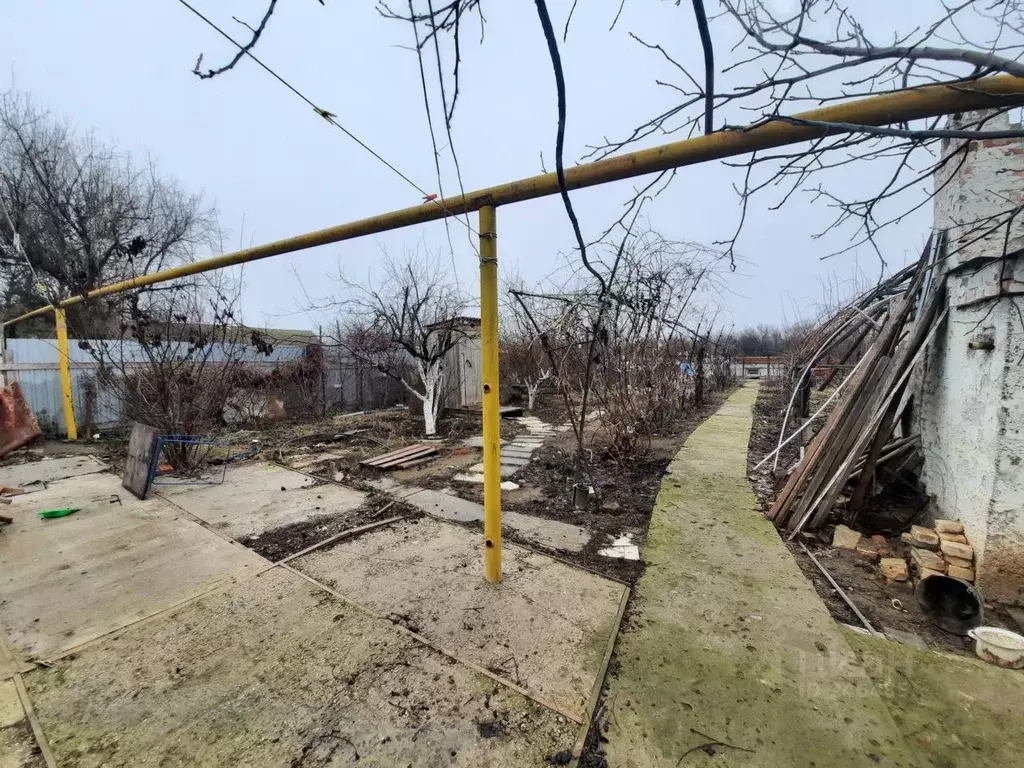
158;463;366;541
386;484;591;553
0;472;265;660
292;517;625;720
0;456;106;491
455;414;560;485
603;384;919;767
24;567;578;767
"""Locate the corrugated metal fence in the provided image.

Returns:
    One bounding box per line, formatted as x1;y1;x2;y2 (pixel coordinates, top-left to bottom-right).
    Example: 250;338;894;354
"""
0;338;305;435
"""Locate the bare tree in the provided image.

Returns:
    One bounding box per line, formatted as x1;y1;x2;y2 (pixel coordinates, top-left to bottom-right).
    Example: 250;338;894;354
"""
500;289;553;411
79;273;258;468
512;229;733;464
0;91;218;336
582;1;1024;268
318;249;470;437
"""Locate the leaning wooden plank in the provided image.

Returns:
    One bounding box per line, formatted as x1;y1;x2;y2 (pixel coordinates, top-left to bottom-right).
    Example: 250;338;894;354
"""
785;357;892;530
797;356;896;529
769;351;876;521
849;434;918;475
754;351;870;471
846;276;946;514
776;347;893;525
769;338;889;524
782;283;916;528
848;439;918;481
798;306;949;534
122;422;160;499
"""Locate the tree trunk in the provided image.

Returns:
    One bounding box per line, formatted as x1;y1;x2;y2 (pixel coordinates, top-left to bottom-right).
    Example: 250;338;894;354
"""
527;381;540;411
420;359;444;437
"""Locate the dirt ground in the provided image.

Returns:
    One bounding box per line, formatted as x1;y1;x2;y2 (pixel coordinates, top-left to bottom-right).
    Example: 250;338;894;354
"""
449;392;737;583
237;495;422;561
746;380;1021;654
236;392;735;584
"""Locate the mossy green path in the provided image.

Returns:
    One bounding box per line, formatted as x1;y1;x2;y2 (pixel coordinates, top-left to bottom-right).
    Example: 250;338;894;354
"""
603;383;919;767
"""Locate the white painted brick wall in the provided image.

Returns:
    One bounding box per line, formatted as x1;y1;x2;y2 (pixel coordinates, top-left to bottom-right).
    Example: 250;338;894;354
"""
935;110;1024;269
918;110;1024;602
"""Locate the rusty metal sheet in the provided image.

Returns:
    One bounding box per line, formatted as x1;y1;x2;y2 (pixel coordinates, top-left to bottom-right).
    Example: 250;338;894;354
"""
0;381;42;459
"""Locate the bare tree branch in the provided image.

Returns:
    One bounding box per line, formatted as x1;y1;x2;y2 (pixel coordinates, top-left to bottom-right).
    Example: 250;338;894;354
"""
191;0;279;80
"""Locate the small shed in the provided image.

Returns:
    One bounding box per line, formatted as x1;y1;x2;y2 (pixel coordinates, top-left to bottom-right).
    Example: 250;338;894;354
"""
440;317;483;409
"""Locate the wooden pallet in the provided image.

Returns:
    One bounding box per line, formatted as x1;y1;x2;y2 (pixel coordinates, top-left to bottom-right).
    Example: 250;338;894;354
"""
360;443;439;470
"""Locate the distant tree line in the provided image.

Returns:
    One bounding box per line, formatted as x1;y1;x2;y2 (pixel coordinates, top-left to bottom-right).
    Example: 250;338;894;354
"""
726;323;811;357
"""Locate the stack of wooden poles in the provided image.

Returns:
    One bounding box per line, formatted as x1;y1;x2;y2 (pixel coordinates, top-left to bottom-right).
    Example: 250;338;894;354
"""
766;234;948;537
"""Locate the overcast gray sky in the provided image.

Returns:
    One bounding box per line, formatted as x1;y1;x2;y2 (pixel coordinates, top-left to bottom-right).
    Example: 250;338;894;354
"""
0;0;930;332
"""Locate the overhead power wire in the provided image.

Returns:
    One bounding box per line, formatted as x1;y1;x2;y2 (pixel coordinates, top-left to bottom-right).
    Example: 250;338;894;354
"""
174;0;478;238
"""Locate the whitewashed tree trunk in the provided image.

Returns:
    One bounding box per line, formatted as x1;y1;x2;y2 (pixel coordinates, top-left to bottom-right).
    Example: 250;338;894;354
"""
526;381;541;411
525;370;551;411
419;358;445;437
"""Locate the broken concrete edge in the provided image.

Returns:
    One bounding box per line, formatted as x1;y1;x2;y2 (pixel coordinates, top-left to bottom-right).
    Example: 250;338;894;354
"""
278;562;586;726
0;625;59;767
567;585;632;767
503;533;633;590
452;474;521;490
37;566;279;666
276;513;406;565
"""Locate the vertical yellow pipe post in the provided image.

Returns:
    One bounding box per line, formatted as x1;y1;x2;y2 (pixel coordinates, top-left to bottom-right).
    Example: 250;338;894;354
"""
54;308;78;440
479;204;502;583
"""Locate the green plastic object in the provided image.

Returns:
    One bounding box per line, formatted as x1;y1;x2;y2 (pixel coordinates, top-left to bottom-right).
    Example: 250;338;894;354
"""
38;507;80;519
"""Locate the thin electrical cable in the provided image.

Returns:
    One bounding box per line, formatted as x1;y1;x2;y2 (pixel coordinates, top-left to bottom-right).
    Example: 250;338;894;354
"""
424;0;480;261
407;0;461;289
175;0;479;238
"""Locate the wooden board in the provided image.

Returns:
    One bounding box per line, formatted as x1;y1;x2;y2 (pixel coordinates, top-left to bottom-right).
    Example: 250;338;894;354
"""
360;444;439;469
123;422;160;499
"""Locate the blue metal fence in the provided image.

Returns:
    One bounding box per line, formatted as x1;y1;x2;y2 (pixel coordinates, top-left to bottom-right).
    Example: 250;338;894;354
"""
0;338;305;435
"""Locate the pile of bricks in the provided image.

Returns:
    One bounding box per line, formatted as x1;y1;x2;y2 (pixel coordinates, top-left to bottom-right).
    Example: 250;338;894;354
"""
830;518;976;585
902;520;975;582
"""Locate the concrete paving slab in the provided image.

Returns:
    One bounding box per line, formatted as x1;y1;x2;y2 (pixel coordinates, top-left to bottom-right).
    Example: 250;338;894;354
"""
0;472;265;659
503;511;591;553
398;487;590;553
0;456;106;491
0;680;24;729
0;681;39;768
158;463;366;541
286;450;348;470
25;567;577;767
603;384;918;767
499;456;531;467
292;518;625;719
364;477;424;497
501;448;535;460
0;721;39;768
844;626;1024;768
453;474;520;490
404;487;483;523
467;462;522;477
